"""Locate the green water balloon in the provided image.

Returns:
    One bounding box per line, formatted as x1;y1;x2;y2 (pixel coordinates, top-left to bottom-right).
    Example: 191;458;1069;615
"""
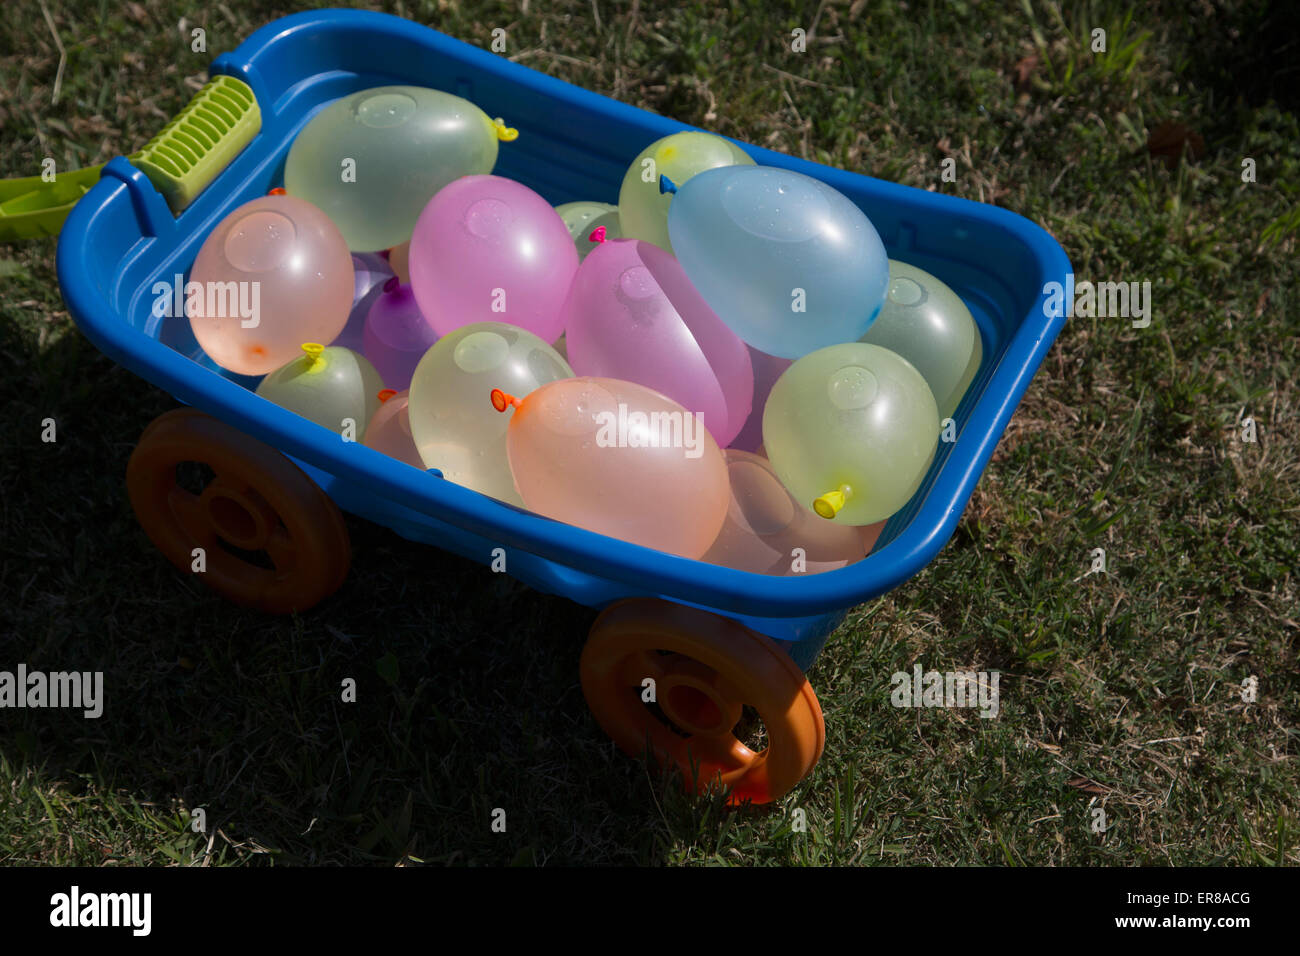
255;343;385;441
555;201;622;261
284;86;515;252
860;260;982;420
407;322;573;506
762;343;940;526
617;131;754;253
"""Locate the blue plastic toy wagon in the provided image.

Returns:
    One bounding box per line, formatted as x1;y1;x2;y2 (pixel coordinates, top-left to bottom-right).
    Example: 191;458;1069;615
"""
52;9;1071;803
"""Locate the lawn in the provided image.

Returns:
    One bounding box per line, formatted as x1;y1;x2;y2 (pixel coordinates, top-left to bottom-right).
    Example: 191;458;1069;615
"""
0;0;1296;866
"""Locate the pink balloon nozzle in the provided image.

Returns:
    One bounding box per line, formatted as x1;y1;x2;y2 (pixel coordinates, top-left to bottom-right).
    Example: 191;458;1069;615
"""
378;388;397;403
588;226;607;244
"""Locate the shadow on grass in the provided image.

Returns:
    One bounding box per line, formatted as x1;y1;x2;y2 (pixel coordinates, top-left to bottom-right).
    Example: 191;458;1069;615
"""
0;309;681;865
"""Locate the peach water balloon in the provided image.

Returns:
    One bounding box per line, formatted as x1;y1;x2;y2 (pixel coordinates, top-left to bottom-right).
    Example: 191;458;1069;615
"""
858;520;886;555
618;131;754;253
331;251;395;353
763;343;939;525
702;450;866;575
407;322;572;505
561;233;753;446
386;241;411;284
284;86;516;252
555;201;621;261
495;377;729;559
409;175;579;342
362;278;438;391
363;389;424;468
255;343;384;440
860;260;982;420
664;166;889;359
188;194;354;376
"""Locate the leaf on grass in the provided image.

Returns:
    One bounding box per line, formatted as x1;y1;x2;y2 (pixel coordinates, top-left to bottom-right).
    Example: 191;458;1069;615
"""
1012;53;1039;93
0;259;28;279
1066;776;1110;795
1146;121;1205;169
376;651;400;686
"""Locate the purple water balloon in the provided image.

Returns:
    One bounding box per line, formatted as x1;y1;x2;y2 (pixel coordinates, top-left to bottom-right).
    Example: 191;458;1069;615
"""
561;235;753;447
333;252;395;352
362;278;439;391
729;345;792;453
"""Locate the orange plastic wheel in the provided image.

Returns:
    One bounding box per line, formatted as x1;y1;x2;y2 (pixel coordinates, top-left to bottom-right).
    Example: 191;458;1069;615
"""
126;408;350;613
580;599;824;805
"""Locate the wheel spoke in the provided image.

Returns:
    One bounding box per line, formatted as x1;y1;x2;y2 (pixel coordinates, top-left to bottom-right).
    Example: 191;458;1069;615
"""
264;525;298;572
617;649;667;687
167;486;215;546
686;730;756;776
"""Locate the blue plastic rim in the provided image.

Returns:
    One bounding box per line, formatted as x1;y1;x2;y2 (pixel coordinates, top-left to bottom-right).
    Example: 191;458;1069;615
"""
55;9;1071;639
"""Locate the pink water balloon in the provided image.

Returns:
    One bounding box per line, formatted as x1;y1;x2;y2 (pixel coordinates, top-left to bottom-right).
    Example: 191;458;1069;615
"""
703;450;866;574
408;175;579;342
497;377;729;559
363;278;438;391
561;235;753;447
363;389;424;468
188;193;354;376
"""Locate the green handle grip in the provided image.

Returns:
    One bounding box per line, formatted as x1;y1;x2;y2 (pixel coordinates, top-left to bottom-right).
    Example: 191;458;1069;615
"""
0;75;260;241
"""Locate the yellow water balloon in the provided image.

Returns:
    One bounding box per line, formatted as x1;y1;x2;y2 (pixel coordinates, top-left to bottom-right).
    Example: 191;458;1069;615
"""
617;131;753;253
762;343;939;526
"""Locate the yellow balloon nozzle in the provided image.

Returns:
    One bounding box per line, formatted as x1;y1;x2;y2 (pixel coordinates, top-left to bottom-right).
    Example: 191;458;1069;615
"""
301;342;326;371
492;118;519;142
813;485;851;520
490;388;521;413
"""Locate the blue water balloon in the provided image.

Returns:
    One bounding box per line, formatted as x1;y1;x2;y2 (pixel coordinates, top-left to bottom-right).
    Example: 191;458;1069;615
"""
665;166;889;359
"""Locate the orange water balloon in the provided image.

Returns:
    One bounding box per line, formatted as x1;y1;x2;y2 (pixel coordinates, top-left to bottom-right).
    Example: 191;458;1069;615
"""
188;194;353;375
363;389;423;468
501;377;729;559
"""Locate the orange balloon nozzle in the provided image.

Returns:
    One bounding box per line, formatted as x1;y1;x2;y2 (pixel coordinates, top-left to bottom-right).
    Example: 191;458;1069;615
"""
378;388;397;403
268;187;287;196
492;117;519;142
301;342;326;371
813;485;851;520
490;388;521;413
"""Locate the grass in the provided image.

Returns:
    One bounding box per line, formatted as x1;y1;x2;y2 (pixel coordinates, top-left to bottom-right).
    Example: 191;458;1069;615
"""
1;0;1297;866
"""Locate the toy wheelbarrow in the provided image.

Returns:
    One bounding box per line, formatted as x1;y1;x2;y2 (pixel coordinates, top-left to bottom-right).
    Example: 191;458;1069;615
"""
38;10;1070;804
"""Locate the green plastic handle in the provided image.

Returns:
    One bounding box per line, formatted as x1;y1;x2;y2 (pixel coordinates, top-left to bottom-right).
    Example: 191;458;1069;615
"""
0;75;260;241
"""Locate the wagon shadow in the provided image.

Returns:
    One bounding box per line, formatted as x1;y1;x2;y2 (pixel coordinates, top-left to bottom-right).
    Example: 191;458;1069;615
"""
0;317;674;865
